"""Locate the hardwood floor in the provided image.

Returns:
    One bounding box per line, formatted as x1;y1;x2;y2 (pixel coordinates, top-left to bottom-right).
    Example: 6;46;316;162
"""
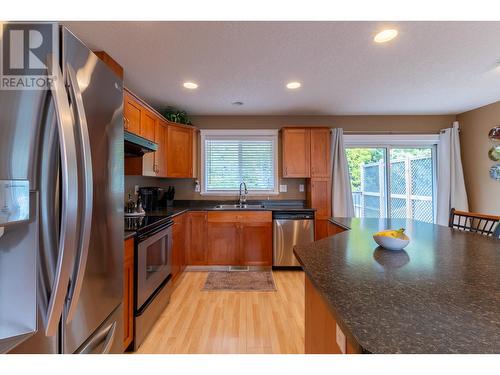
136;271;305;354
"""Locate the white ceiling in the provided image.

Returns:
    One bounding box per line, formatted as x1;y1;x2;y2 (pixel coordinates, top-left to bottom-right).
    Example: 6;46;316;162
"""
63;21;500;115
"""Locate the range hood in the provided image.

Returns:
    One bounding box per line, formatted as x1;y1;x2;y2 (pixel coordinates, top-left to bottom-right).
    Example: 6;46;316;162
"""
124;131;158;156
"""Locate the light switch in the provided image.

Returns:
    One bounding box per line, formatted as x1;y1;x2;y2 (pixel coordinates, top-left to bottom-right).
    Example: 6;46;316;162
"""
336;323;346;354
299;184;305;192
279;184;287;193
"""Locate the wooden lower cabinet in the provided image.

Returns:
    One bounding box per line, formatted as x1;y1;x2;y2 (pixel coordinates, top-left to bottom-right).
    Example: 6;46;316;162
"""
123;238;134;351
315;219;329;240
305;276;360;354
172;213;187;280
186;211;208;265
204;211;272;266
240;221;272;266
207;222;239;265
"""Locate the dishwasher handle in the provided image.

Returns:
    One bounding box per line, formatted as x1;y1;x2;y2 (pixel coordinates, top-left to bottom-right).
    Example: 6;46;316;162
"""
272;211;315;220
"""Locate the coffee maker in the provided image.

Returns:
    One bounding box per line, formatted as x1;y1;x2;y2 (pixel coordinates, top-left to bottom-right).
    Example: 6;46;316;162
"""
138;187;165;212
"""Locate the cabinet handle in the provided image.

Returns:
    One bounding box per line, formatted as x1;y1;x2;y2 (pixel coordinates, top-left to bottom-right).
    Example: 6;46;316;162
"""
284;167;288;175
123;117;129;129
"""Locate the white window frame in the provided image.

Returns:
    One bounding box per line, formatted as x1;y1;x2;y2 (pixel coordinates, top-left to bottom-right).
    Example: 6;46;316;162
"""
200;129;279;196
344;134;439;222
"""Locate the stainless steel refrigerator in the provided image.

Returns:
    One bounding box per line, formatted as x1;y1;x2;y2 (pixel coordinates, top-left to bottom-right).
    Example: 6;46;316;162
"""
0;24;124;354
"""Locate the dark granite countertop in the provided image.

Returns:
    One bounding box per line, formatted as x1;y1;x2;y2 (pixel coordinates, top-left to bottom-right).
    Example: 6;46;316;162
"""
170;199;316;212
294;217;500;354
123;200;315;239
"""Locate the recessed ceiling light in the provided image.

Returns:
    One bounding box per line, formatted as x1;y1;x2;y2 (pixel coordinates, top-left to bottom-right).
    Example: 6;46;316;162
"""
374;29;398;43
286;81;301;89
183;81;198;89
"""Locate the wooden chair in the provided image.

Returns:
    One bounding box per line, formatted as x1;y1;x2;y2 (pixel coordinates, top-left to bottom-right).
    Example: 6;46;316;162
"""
449;208;500;238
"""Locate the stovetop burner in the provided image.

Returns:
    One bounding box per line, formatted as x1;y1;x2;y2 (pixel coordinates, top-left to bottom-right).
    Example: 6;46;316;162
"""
124;215;171;234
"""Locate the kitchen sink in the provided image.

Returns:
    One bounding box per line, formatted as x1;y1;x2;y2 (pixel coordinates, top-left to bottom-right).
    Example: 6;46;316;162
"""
214;204;266;209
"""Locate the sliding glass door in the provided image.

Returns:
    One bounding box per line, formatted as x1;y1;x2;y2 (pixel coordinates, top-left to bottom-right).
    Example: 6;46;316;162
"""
346;145;436;223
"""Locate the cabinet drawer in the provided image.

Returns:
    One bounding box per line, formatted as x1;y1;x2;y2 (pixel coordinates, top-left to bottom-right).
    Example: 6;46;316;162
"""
207;211;272;223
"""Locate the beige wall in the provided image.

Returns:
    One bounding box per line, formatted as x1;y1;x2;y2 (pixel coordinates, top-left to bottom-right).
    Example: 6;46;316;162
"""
191;115;454;132
457;101;500;215
125;114;455;201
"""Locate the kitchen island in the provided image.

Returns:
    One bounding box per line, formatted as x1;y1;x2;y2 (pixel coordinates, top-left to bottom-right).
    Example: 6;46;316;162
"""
294;217;500;354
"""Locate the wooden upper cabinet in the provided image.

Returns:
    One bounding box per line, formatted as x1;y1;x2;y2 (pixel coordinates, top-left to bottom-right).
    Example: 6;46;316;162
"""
186;212;208;265
310;128;331;178
282;128;311;177
154;120;168;177
167;124;194;178
140;109;156;142
124;91;141;136
94;51;124;79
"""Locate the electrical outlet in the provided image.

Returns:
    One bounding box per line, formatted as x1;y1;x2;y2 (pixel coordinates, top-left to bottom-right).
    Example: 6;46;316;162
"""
336;324;346;354
194;180;201;192
279;184;287;193
299;184;305;192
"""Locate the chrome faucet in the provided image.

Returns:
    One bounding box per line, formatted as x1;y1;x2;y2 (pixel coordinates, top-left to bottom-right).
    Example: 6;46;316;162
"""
239;182;248;207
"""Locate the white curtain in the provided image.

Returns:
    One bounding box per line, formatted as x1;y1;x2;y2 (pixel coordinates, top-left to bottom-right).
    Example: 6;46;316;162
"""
331;128;355;217
436;121;469;225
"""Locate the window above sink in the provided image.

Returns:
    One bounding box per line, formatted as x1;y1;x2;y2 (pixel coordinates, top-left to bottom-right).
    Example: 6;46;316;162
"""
200;129;279;196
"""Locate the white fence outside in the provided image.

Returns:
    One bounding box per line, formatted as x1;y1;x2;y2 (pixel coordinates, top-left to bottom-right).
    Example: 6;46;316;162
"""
352;155;434;223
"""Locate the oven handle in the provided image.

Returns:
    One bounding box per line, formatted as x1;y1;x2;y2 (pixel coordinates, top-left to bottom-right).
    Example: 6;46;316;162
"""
137;221;173;242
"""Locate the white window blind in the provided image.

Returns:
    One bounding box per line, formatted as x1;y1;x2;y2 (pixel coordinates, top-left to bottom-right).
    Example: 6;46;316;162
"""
201;130;278;194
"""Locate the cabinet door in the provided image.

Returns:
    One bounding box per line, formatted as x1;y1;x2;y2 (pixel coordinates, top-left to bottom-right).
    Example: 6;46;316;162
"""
172;214;185;280
308;178;331;219
282;128;310;177
154;120;168;177
207;222;239;265
240;222;272;266
124;92;141;135
315;219;329;241
167;125;193;178
140;109;156;142
186;212;207;265
310;128;331;178
123;238;134;350
178;214;187;272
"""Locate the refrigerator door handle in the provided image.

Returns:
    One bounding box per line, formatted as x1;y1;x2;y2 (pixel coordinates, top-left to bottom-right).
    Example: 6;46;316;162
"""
45;56;79;336
76;320;117;354
64;64;94;323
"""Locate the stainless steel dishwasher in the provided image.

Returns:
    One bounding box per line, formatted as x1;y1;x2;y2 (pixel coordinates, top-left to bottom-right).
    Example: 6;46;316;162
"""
273;211;315;267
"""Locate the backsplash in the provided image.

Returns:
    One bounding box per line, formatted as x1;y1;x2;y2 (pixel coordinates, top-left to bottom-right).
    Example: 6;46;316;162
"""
124;175;306;202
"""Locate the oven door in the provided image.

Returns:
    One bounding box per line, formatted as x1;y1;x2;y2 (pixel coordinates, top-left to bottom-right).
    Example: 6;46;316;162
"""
136;224;172;310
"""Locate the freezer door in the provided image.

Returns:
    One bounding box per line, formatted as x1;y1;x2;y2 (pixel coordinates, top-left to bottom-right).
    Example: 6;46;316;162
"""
61;28;124;354
74;305;123;354
0;192;38;353
0;75;46;353
8;45;81;353
0;83;46;352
